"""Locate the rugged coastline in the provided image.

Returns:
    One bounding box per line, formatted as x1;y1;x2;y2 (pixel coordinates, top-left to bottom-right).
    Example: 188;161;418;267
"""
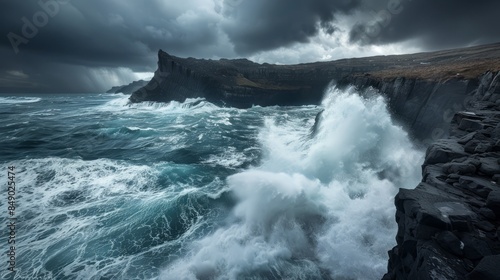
126;43;500;279
129;43;500;142
382;72;500;279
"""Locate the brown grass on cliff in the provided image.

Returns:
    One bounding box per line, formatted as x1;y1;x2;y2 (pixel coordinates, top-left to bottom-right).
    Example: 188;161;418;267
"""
369;58;500;81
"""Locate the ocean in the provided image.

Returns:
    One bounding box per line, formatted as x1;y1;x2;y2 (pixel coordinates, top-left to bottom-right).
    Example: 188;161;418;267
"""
0;85;423;280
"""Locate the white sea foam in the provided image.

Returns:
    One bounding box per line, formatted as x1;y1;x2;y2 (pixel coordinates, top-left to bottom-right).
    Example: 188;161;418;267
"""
202;146;250;169
7;158;177;279
96;95;219;115
160;85;424;279
0;96;41;104
126;126;156;131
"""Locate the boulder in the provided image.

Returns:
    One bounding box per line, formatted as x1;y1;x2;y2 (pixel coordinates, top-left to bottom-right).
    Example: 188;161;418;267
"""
425;140;467;165
494;123;500;138
466;255;500;280
464;140;481;153
478;156;500;176
479;207;496;220
474;142;493;153
435;231;463;256
458;176;497;198
442;162;476;175
460;233;493;260
459;118;484;132
486;191;500;215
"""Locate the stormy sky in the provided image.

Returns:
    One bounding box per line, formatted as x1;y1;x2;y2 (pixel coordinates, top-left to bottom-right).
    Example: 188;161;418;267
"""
1;0;499;93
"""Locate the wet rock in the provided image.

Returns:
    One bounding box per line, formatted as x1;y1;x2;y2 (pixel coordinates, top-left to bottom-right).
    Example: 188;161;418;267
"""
425;140;467;165
466;255;500;280
476;220;496;232
493;140;500;151
493;123;500;138
479;207;496;220
472;132;490;141
406;242;469;280
459;118;484;132
464;140;481;153
398;186;477;232
310;110;324;136
486;191;500;215
460;233;493;260
458;132;477;144
443;162;476;175
493;174;500;184
382;71;500;279
454;112;484;125
478;156;500;176
435;231;463;256
474;142;493;153
458;176;496;198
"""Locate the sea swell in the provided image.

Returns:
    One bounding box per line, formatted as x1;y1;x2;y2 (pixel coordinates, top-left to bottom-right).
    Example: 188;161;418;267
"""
160;86;424;279
0;86;423;279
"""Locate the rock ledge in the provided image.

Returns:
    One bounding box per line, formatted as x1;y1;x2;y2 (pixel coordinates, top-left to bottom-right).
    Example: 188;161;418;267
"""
383;76;500;279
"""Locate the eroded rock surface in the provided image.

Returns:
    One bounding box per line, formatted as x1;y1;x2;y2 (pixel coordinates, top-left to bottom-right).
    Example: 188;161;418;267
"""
130;43;500;142
383;81;500;280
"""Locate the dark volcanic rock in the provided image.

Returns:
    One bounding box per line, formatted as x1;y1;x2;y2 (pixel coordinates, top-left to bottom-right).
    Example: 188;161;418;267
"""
130;43;500;142
478;156;500;176
466;255;500;280
486;191;500;216
383;77;500;279
107;80;149;95
459;118;484;132
124;43;500;279
442;161;476;175
435;231;464;256
424;140;467;165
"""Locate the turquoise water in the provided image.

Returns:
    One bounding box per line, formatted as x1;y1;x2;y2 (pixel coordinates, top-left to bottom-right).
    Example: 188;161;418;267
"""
0;87;423;279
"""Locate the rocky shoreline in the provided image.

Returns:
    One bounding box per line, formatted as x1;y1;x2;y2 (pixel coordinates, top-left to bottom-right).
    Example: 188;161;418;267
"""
383;72;500;279
127;43;500;144
122;43;500;279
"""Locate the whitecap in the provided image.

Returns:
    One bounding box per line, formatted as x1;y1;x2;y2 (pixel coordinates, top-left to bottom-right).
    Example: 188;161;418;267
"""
161;85;424;279
0;96;41;104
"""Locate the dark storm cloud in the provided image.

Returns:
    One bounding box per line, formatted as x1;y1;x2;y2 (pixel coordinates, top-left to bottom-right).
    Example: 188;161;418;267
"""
349;0;500;49
221;0;361;54
0;0;229;92
1;0;229;66
1;0;499;93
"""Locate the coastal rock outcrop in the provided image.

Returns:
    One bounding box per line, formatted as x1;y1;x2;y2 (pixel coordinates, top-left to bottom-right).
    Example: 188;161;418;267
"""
107;80;148;95
130;43;500;142
382;73;500;280
127;43;500;279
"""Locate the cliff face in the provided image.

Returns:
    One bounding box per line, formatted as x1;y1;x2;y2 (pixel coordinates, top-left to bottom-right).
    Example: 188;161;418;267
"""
128;43;500;279
107;80;148;95
339;76;481;143
130;43;500;142
129;50;336;107
383;72;500;279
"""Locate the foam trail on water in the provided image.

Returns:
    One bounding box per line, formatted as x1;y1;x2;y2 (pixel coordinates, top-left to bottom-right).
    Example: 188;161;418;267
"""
0;96;41;104
160;85;423;279
7;158;175;279
97;96;219;115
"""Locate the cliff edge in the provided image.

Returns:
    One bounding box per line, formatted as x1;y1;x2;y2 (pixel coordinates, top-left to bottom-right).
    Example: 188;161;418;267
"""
383;72;500;279
129;43;500;279
130;43;500;142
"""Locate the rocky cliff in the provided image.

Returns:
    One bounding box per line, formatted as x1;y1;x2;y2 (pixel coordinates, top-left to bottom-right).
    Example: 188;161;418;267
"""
382;72;500;279
129;43;500;279
107;80;149;95
130;43;500;142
